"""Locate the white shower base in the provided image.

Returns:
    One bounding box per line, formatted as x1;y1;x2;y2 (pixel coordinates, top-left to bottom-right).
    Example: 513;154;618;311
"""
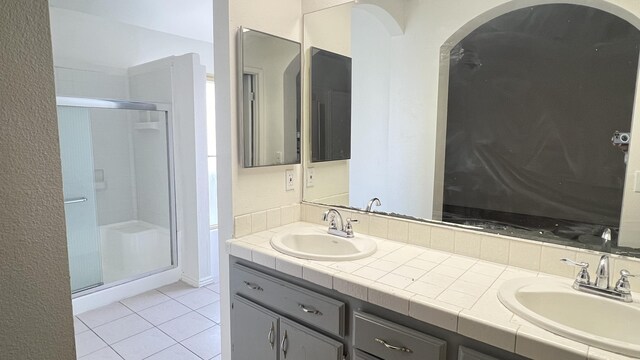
72;220;178;315
100;220;172;284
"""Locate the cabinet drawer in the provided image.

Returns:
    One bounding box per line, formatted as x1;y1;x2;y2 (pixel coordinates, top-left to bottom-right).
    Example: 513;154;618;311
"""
232;263;345;336
354;312;446;360
354;349;383;360
458;346;500;360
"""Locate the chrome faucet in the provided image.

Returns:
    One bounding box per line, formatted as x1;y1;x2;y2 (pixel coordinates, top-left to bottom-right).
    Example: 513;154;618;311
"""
601;228;612;252
594;254;610;289
365;197;381;212
322;208;358;238
562;255;635;302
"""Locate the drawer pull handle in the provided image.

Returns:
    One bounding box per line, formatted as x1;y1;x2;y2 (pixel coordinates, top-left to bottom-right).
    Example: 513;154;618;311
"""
375;338;413;353
244;281;263;291
281;330;289;358
299;303;322;316
267;322;275;349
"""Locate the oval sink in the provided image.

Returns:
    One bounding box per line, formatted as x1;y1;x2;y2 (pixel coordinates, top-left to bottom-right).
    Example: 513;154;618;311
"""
498;277;640;357
270;227;377;261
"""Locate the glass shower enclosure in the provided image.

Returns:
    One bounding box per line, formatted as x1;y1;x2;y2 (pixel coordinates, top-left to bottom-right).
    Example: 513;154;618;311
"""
56;97;177;295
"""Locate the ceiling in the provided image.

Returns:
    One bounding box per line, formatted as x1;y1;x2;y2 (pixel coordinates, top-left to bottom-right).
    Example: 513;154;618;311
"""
49;0;213;43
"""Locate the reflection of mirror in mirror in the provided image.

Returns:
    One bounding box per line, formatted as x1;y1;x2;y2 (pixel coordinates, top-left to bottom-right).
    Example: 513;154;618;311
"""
303;2;640;256
238;28;301;168
311;47;352;162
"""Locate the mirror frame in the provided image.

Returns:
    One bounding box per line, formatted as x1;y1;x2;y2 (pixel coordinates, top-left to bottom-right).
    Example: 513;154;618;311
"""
237;26;302;168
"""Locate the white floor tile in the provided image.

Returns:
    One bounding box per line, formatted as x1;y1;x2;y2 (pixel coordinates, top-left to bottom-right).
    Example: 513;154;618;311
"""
93;314;153;345
79;347;123;360
157;281;199;299
175;288;220;310
181;325;221;359
75;331;108;358
196;301;221;323
111;328;175;360
137;299;191;326
211;355;221;360
146;344;200;360
120;290;170;312
78;303;133;328
74;317;89;334
157;312;215;342
205;282;220;294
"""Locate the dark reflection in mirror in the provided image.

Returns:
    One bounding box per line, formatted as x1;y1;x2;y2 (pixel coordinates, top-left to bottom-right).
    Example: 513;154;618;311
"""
311;47;352;162
444;4;640;249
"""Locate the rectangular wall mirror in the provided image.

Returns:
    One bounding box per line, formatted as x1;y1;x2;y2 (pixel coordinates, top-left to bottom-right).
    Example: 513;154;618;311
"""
302;2;640;258
238;27;301;167
311;47;352;162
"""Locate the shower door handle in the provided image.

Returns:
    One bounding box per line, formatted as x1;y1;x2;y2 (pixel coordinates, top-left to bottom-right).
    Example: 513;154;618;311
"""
64;197;87;205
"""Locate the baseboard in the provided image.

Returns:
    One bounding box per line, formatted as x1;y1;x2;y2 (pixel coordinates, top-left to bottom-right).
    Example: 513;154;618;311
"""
181;273;217;287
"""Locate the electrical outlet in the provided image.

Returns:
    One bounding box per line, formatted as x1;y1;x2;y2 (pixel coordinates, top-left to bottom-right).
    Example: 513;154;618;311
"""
306;168;315;187
285;169;295;191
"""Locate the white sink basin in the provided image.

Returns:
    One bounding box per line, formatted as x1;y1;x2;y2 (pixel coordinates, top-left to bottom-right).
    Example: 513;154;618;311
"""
498;277;640;357
270;227;377;261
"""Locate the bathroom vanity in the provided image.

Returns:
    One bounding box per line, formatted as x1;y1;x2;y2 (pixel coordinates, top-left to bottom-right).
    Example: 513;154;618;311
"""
227;221;640;360
229;257;523;360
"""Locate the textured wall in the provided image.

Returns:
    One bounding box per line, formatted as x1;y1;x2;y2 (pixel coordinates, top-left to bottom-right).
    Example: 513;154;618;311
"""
0;0;76;358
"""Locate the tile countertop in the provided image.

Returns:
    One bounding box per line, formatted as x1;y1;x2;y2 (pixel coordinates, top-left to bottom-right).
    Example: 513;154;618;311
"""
226;222;638;360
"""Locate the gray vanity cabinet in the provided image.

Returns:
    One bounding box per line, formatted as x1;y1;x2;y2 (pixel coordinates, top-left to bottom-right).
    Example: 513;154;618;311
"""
231;295;279;360
231;294;343;360
280;318;344;360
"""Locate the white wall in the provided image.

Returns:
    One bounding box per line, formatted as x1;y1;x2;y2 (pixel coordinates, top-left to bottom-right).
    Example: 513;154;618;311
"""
49;7;214;74
214;1;305;358
0;0;75;357
230;0;304;217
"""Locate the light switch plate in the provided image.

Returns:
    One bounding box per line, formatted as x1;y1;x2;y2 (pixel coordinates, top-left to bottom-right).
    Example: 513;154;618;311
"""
285;169;295;191
306;168;315;187
635;171;640;193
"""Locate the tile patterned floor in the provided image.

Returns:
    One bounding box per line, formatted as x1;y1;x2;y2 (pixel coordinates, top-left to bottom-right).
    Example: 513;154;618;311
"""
74;281;222;360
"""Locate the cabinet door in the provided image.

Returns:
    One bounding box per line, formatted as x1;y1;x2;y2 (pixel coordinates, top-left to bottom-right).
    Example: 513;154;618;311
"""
231;295;279;360
280;318;343;360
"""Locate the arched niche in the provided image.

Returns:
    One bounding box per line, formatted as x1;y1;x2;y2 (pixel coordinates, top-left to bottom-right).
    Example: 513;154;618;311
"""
432;1;640;248
354;0;405;36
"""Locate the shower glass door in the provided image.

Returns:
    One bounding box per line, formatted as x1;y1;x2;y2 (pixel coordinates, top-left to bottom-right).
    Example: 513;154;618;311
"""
58;106;103;292
57;98;176;295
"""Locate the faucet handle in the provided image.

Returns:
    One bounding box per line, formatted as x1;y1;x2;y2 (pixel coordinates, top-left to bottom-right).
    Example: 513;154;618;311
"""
615;269;637;294
322;211;337;229
561;258;590;285
344;218;358;236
